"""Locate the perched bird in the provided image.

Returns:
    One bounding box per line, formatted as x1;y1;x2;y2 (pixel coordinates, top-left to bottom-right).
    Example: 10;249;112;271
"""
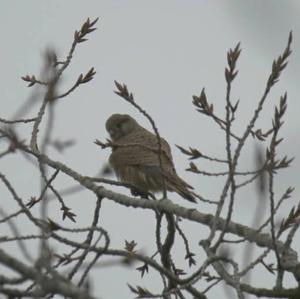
105;113;196;202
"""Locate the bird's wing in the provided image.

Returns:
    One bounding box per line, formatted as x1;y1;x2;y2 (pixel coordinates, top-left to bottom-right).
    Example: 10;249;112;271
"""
109;127;174;170
163;170;194;190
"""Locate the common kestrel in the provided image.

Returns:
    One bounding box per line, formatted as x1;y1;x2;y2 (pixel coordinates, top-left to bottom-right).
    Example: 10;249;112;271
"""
105;114;196;202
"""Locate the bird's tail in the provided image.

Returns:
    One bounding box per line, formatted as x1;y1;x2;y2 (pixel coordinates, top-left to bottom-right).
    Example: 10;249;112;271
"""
164;173;197;203
176;188;197;203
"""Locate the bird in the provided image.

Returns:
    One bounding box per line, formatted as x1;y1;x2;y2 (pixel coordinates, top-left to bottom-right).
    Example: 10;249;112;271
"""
105;113;196;202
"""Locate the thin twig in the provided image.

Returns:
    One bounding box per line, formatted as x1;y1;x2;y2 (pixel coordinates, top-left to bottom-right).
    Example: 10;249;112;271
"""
0;117;37;124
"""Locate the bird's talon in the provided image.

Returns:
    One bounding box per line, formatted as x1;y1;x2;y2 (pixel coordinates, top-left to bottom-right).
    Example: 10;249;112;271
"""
130;187;155;200
130;187;148;199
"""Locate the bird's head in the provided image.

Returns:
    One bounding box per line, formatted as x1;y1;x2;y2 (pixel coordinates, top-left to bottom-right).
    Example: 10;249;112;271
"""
105;114;139;141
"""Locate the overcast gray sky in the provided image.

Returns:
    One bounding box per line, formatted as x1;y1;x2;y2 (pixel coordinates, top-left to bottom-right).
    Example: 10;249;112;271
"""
1;1;300;298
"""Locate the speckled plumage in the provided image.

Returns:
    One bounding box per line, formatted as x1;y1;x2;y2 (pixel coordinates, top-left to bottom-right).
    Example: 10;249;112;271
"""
105;114;196;202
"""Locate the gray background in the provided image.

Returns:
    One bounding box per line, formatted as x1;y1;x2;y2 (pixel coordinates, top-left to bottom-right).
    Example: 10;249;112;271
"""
0;1;299;298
